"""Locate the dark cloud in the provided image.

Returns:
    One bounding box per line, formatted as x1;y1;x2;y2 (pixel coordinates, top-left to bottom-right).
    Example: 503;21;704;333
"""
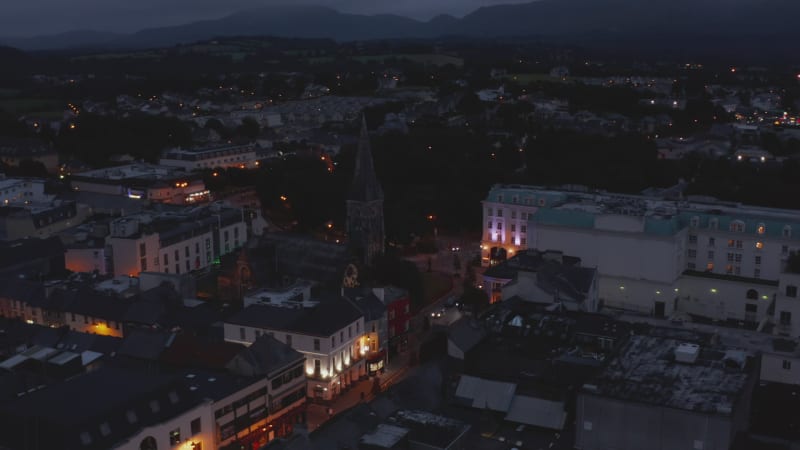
0;0;533;37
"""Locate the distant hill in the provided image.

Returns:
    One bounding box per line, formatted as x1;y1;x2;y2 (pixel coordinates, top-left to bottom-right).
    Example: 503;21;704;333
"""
2;0;800;60
0;30;123;51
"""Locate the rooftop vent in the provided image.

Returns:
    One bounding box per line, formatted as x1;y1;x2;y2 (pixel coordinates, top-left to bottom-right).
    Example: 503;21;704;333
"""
675;343;700;364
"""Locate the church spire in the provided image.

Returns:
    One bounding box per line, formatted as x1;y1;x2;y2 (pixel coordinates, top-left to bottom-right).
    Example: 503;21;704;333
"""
349;115;383;202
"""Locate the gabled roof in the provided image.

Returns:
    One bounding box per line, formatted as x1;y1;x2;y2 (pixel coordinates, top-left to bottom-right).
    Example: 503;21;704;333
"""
448;318;486;354
228;334;303;377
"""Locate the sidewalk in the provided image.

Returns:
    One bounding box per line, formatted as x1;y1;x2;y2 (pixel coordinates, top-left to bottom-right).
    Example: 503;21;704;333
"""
306;350;413;432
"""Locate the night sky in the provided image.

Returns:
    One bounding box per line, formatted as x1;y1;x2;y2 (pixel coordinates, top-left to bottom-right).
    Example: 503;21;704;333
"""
0;0;533;37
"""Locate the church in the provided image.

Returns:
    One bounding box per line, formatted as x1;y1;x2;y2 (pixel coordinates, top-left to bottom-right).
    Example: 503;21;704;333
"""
346;116;385;267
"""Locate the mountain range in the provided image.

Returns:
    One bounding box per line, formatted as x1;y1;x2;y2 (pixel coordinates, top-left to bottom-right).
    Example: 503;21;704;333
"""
2;0;800;56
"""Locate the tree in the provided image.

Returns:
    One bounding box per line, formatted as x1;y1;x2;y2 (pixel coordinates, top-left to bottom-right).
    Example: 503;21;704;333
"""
461;286;490;315
236;117;260;139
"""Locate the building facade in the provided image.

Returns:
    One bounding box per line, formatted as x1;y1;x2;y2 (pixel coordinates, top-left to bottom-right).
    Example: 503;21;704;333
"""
223;297;368;401
481;184;800;322
160;144;259;171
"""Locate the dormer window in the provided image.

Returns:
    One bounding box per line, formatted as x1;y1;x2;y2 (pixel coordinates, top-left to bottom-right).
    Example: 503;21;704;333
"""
730;221;745;233
538;198;546;207
512;196;518;204
709;218;719;230
784;225;792;238
757;223;766;235
690;216;700;228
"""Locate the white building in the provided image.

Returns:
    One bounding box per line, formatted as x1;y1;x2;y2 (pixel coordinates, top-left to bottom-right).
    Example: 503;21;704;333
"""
0;176;48;205
160;144;259;171
482;184;800;322
70;163;210;205
224;296;367;401
106;204;248;277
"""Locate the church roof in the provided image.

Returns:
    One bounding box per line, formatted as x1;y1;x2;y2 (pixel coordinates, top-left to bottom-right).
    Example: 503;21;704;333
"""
349;116;383;202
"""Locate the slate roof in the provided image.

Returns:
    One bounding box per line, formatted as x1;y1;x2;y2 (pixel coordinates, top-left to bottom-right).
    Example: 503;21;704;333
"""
229;334;304;376
349;116;383;202
0;367;199;450
227;295;363;337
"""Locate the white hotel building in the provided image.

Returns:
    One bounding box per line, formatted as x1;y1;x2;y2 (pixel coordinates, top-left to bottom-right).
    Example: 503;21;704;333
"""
482;184;800;327
223;295;368;401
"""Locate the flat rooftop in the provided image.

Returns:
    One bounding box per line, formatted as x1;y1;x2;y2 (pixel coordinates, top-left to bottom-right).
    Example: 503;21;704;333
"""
583;334;752;414
73;163;188;181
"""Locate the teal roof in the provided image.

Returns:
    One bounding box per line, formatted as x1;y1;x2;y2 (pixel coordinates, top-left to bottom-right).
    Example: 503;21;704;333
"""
531;208;595;229
644;216;682;236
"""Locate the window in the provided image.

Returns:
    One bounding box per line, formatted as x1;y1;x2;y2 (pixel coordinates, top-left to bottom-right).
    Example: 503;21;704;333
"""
709;218;719;229
496;195;503;202
730;221;744;232
706;262;714;271
688;249;697;258
521;225;527;233
688;235;697;244
688;262;696;270
780;311;792;326
139;243;147;256
754;268;761;278
783;245;789;255
140;258;148;272
512;196;518;204
736;240;743;249
783;226;792;238
191;418;201;435
314;359;321;374
735;266;741;275
707;251;714;259
497;209;503;217
195;242;200;254
538;198;546;206
314;339;320;351
174;249;179;261
583;421;593;431
331;336;335;346
239;327;246;340
185;246;190;257
690;216;699;228
164;253;169;265
139;437;157;450
783;360;792;370
169;428;181;446
224;230;230;241
175;264;180;274
708;237;715;246
746;289;758;300
735;253;742;263
727;239;735;248
497;223;502;230
726;264;733;274
487;221;492;229
356;322;359;333
521;238;527;246
787;285;798;298
234;227;239;238
286;334;292;347
340;331;344;341
349;326;352;338
126;410;138;424
755;256;761;265
756;241;764;250
757;224;766;235
511;210;517;219
511;224;516;232
727;253;734;262
487;208;493;217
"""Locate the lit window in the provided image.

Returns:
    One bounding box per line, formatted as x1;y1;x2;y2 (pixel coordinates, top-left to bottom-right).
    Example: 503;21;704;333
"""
706;262;714;271
755;241;764;250
730;221;744;232
757;224;765;235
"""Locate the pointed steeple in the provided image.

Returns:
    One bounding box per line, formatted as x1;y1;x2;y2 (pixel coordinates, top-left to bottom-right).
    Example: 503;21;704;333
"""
349;116;383;202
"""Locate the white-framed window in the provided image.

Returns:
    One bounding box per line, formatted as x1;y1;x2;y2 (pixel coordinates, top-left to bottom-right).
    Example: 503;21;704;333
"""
690;216;699;228
730;220;745;232
784;225;792;238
